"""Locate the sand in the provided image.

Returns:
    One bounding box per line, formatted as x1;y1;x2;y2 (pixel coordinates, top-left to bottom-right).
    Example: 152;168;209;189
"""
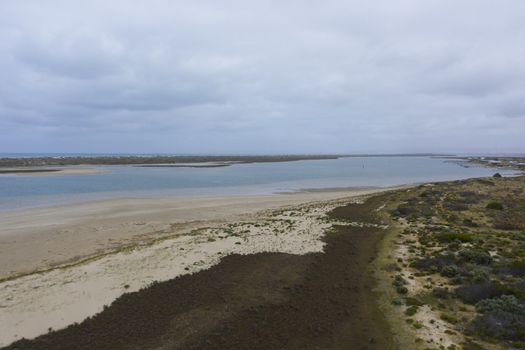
0;168;107;176
0;188;391;347
3;195;396;350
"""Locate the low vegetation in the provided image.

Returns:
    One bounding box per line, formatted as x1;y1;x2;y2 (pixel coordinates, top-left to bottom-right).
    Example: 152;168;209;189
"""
382;174;525;349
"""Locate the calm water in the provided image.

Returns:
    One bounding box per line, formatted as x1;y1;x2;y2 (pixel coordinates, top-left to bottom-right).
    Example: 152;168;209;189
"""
0;157;515;211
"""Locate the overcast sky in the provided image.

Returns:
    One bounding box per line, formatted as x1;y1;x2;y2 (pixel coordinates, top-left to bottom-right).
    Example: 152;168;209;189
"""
1;1;524;154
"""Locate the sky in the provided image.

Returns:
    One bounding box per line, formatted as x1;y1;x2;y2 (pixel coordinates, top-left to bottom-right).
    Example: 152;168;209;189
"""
1;1;525;155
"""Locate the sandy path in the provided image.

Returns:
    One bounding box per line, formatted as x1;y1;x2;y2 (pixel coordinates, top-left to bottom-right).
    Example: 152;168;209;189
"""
0;188;390;347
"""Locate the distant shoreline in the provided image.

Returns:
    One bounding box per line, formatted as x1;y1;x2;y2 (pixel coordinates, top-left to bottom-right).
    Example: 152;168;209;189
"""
0;155;340;168
0;168;108;176
0;153;452;168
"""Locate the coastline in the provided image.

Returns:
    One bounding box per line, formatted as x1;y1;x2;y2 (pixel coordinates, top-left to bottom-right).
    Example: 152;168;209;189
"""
1;186;400;349
0;187;391;280
0;168;108;176
2;172;522;349
0;187;393;347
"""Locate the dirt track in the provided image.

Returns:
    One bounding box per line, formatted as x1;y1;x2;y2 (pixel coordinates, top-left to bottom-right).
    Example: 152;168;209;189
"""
4;195;395;350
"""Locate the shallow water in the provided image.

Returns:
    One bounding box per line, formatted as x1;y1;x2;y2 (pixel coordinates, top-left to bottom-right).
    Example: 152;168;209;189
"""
0;156;514;211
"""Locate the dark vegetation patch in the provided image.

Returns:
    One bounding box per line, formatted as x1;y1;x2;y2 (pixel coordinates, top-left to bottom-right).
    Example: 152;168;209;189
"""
443;201;469;212
435;232;474;243
470;296;525;342
458;249;492;265
456;282;508;304
486;201;503;210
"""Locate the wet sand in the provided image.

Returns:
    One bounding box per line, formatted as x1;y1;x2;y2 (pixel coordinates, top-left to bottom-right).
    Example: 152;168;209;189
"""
3;193;395;350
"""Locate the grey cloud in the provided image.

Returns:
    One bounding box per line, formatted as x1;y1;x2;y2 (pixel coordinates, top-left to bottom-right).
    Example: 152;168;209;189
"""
0;0;524;154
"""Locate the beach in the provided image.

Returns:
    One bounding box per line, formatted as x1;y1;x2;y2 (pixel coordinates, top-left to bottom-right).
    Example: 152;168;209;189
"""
0;187;390;347
2;173;523;349
0;168;107;176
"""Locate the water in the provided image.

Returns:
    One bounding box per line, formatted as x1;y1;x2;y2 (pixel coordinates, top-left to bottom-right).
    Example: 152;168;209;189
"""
0;157;516;211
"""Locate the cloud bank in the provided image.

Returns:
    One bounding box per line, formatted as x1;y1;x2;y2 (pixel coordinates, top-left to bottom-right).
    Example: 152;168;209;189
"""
1;0;524;154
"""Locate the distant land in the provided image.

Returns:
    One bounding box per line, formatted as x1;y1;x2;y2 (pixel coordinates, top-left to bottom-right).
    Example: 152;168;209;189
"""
0;153;450;168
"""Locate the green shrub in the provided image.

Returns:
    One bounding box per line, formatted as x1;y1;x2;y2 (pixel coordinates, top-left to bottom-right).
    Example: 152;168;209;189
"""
471;267;490;283
459;249;493;265
436;232;474;243
486;201;504;210
476;295;525;314
396;286;409;294
405;297;424;306
441;312;458;324
413;321;424;329
391;298;403;306
463;218;479;227
392;274;408;287
443;201;469;211
470;310;525;341
456;281;507;304
405;305;419;316
432;287;450;299
441;265;459;277
391;204;416;217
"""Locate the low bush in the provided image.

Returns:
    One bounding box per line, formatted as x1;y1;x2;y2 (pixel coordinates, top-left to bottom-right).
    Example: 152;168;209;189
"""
475;179;495;186
436;232;474;243
458;191;483;204
470;267;490;283
470;310;525;341
462;218;479;227
493;221;520;230
456;281;507;304
441;312;458;324
495;260;525;277
432;287;450;299
459;249;493;265
486;201;504;210
441;265;459;277
405;305;419;316
450;276;464;285
476;295;525;314
396;286;409;294
411;253;455;272
443;201;469;212
392;274;408;287
390;204;416;217
405;297;424;306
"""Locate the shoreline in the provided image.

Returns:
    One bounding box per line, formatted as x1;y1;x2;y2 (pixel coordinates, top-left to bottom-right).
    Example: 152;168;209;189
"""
1;186;398;349
2;174;523;348
0;187;393;280
0;187;395;347
0;167;108;176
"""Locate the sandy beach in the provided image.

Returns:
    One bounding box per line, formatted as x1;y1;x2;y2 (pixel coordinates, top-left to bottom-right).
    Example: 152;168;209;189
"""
0;187;391;347
0;168;107;176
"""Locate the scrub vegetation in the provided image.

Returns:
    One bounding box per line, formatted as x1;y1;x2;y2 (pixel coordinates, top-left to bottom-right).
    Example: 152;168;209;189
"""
380;174;525;349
